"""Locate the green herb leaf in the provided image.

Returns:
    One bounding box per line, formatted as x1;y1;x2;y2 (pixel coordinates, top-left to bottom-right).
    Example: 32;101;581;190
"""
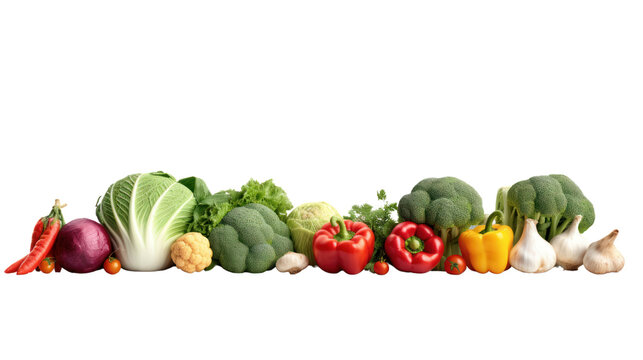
347;190;398;272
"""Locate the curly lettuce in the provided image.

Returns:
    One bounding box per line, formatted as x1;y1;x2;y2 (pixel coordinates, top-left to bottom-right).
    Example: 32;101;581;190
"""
179;177;293;237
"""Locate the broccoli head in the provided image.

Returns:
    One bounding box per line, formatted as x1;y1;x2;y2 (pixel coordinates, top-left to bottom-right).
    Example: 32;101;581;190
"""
398;177;484;270
496;174;595;243
208;203;293;273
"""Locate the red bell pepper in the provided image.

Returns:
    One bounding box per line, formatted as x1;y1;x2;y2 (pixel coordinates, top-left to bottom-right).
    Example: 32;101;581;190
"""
384;221;444;273
313;216;375;274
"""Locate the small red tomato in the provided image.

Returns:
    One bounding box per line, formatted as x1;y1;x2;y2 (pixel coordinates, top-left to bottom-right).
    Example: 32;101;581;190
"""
374;261;389;275
445;255;466;275
39;257;55;274
104;257;121;275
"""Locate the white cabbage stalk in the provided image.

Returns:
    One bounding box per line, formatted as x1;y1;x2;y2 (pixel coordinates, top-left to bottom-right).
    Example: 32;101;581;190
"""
96;172;196;271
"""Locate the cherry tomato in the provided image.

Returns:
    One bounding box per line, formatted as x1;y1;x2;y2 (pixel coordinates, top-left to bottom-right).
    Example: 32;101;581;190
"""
104;257;121;275
39;257;55;274
374;261;389;275
445;255;466;275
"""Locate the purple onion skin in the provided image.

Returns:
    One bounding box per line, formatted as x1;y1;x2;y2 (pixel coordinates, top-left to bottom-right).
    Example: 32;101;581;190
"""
54;219;112;273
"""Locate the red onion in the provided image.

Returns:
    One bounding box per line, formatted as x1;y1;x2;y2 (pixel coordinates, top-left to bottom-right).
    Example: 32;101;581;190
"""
54;218;112;273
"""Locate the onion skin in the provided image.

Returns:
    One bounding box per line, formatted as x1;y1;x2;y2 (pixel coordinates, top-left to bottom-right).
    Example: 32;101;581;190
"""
54;219;112;273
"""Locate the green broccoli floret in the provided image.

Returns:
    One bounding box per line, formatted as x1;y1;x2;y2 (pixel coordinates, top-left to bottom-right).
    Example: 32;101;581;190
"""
550;175;595;233
208;203;293;273
179;177;293;237
398;177;484;270
496;174;595;243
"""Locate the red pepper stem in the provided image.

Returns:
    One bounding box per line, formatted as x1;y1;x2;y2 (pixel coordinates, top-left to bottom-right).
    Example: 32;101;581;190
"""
330;216;352;241
45;199;66;228
481;210;503;234
405;236;425;254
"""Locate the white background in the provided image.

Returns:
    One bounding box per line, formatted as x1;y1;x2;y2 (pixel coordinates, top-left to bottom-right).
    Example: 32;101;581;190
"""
1;1;641;359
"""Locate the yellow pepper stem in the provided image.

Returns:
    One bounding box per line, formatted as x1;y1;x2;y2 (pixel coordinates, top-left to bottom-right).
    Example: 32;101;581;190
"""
481;210;504;234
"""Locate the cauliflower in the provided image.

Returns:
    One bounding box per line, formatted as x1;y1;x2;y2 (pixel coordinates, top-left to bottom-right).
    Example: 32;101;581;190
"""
171;232;213;273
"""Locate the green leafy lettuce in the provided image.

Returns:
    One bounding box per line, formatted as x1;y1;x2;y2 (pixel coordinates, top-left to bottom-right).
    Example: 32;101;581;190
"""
179;177;293;237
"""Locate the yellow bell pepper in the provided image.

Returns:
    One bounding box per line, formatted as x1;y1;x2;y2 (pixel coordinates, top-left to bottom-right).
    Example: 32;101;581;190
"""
458;210;513;274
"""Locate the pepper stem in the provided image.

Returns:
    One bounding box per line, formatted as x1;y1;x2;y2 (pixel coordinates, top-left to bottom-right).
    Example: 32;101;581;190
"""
330;216;352;241
44;199;66;229
481;210;503;234
404;236;425;254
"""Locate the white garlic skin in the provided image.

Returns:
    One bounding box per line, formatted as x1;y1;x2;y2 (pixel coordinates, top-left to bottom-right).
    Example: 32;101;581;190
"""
551;215;589;270
509;218;557;273
583;230;624;275
276;252;309;274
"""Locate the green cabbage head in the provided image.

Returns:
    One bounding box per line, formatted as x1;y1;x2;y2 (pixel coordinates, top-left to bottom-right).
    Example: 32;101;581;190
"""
96;171;196;271
286;202;341;265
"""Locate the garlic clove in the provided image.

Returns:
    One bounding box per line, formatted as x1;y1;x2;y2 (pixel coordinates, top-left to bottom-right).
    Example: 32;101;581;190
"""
583;230;624;274
509;218;557;273
276;252;309;274
551;215;589;270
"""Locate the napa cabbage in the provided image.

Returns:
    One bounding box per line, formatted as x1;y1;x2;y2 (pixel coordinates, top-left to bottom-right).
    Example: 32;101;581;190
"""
96;171;196;271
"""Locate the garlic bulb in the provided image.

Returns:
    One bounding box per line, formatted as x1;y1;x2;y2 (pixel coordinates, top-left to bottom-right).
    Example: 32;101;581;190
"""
509;218;557;273
583;230;624;274
550;215;589;270
276;252;309;274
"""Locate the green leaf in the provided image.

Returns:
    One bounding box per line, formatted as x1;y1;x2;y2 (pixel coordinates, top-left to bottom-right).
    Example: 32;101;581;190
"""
346;189;398;272
179;176;212;203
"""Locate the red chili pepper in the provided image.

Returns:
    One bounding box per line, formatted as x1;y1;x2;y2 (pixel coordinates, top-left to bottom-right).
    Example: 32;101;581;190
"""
313;216;375;274
17;217;62;275
5;200;66;275
31;218;48;272
31;218;46;250
384;221;444;273
4;255;28;273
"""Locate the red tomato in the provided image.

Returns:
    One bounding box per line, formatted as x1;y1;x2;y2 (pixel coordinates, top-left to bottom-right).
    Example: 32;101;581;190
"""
104;257;121;275
39;257;55;274
445;255;466;275
374;261;389;275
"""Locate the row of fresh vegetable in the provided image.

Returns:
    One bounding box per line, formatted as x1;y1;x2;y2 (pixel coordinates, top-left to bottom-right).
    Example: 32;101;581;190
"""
5;172;625;276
